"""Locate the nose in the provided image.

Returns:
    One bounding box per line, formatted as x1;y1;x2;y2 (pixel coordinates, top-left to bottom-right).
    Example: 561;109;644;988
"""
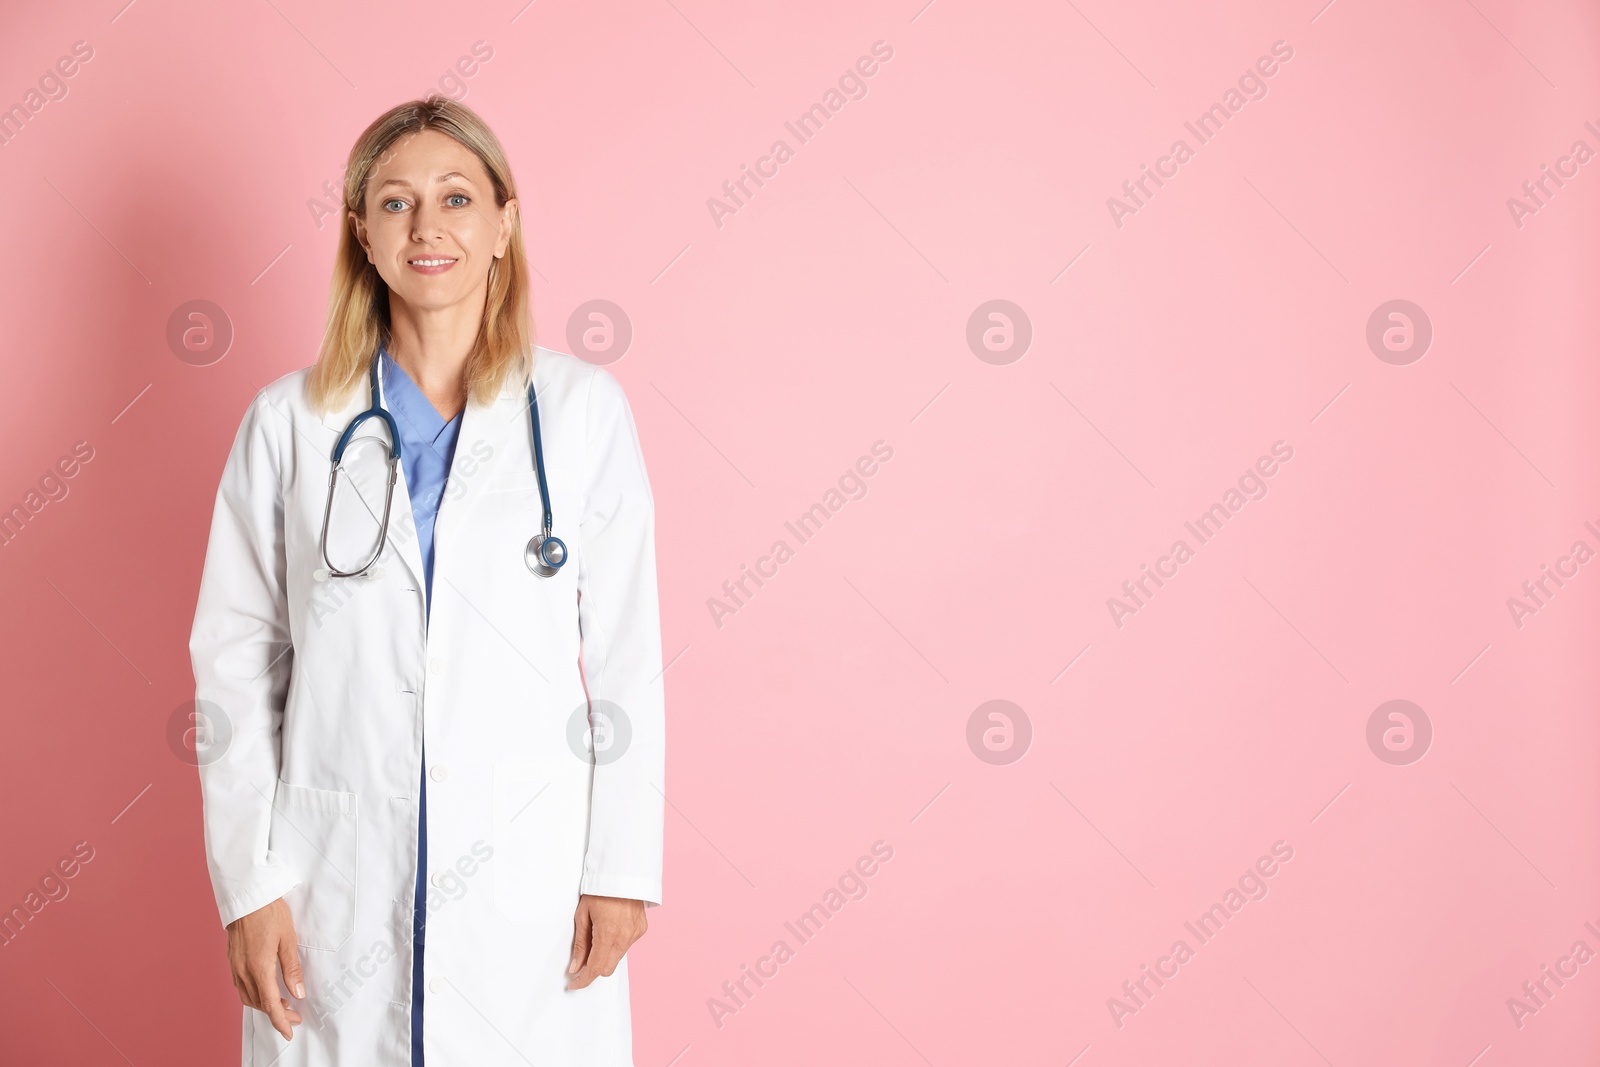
411;197;445;241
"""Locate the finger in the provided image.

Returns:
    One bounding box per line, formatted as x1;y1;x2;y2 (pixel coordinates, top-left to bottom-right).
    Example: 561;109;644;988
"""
592;934;625;978
569;954;613;988
568;903;592;975
567;930;596;989
255;965;295;1040
236;969;259;1010
569;939;622;989
279;998;304;1024
278;933;307;1000
231;950;255;1000
247;962;276;1010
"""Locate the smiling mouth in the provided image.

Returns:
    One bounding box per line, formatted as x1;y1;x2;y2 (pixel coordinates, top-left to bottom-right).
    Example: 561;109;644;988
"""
408;257;458;267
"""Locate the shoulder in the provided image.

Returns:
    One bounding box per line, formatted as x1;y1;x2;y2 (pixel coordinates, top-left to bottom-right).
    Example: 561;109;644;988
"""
224;366;313;438
530;347;636;423
223;366;324;465
250;365;317;421
530;349;651;494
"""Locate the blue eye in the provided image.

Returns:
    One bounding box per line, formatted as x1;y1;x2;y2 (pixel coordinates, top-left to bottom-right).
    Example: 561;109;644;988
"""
447;194;469;207
384;198;407;212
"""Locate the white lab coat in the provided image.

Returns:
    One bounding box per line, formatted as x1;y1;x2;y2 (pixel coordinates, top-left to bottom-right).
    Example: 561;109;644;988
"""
188;346;665;1066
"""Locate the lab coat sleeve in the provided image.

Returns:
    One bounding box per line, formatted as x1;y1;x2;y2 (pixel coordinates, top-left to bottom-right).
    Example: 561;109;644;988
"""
575;367;666;907
188;391;303;929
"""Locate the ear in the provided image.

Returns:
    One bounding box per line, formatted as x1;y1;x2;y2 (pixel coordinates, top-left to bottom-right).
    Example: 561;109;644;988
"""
496;198;518;257
349;210;372;261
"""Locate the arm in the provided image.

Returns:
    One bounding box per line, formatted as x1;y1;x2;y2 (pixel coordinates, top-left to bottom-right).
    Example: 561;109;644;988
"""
574;367;666;905
568;367;665;987
190;391;300;925
189;392;306;1036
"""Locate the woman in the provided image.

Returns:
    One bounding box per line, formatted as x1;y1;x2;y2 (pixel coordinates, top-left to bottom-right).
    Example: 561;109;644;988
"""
188;98;665;1066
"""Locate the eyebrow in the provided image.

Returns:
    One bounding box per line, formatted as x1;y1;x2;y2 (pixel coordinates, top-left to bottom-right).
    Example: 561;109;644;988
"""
376;171;475;190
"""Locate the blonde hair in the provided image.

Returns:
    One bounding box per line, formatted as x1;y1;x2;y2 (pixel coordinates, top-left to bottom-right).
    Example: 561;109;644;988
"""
306;97;534;414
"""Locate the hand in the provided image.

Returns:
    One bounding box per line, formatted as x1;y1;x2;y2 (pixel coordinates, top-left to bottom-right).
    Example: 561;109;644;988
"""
566;894;647;990
227;897;305;1040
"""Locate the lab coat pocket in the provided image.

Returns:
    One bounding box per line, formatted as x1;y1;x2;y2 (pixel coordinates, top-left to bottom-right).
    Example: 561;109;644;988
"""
492;760;587;926
488;468;579;517
267;778;359;951
488;467;578;493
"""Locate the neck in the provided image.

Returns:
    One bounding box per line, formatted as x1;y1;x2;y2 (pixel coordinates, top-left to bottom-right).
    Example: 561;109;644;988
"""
386;299;480;420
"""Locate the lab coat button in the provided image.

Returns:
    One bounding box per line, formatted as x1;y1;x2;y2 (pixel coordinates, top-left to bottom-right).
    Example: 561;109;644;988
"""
429;657;445;675
431;872;448;889
429;978;445;994
430;765;450;782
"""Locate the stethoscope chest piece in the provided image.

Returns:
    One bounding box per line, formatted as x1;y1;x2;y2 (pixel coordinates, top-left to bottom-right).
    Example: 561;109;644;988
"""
525;532;568;577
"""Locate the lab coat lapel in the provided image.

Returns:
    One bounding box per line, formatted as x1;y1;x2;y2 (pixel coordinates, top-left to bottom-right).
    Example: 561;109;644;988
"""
432;383;521;547
317;375;428;595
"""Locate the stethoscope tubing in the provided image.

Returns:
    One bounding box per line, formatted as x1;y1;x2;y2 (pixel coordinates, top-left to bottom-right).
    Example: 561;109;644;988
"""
318;350;563;580
528;378;554;542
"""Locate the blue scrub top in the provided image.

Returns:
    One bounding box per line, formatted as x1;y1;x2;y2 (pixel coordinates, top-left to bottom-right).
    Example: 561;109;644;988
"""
380;345;462;1067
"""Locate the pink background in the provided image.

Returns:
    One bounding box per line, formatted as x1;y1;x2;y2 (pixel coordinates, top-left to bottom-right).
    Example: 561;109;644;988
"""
1;0;1598;1063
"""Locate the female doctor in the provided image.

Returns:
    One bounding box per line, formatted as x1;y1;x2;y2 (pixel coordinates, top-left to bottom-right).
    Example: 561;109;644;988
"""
188;98;665;1066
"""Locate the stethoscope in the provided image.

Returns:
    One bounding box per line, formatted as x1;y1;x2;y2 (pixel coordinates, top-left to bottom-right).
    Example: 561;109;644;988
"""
318;350;567;581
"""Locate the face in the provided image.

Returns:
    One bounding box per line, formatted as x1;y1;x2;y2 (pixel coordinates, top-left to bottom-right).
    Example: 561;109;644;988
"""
350;127;516;313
